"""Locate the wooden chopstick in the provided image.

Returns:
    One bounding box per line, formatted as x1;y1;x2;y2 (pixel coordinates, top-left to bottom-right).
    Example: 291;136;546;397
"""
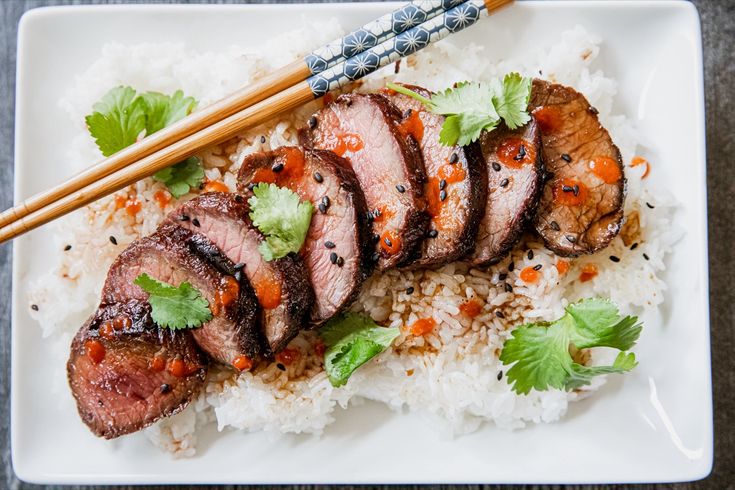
0;1;462;229
0;0;511;244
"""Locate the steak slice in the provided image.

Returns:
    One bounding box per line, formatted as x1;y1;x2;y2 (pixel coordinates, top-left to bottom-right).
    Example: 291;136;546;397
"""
529;79;625;256
102;224;260;365
67;300;206;439
299;93;430;270
385;85;487;268
166;193;313;353
237;146;372;325
467;119;544;266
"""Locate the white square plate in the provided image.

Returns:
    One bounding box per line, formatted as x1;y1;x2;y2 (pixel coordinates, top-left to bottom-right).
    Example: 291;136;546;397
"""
11;1;711;484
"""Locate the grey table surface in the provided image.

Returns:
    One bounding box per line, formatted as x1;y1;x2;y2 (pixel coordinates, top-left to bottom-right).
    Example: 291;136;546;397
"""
0;0;732;488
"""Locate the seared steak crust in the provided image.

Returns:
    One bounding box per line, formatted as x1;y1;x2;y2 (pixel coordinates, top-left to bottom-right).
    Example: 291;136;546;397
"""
237;146;372;325
67;301;206;439
167;193;313;354
299;93;430;270
386;85;487;268
102;224;260;364
467;119;544;266
530;79;625;256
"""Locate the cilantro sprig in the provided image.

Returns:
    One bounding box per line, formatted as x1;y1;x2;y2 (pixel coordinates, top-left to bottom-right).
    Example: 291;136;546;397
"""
387;73;532;146
499;298;643;394
248;183;314;261
85;86;202;197
134;273;212;330
319;313;400;387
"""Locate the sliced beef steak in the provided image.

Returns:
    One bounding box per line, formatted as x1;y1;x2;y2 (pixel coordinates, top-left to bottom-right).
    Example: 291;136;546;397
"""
299;93;429;270
385;85;487;268
166;193;313;353
102;224;260;365
467;120;544;266
67;300;206;439
237;146;371;325
529;79;625;256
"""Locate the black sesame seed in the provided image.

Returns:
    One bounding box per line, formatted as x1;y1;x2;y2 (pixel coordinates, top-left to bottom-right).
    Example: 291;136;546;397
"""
514;145;526;161
546;171;555;181
308;116;318;129
508;261;515;271
527;250;534;260
336;256;344;267
272;163;284;173
427;229;439;238
395;184;406;193
64;245;72;251
498;273;508;281
313;171;324;183
566;235;577;243
504;283;513;293
406;286;415;295
533;264;542;271
561;153;572;162
31;304;38;311
643;253;650;261
439;179;447;190
234;262;245;271
573;185;580;197
499;178;509;188
192;218;201;227
178;214;190;222
345;98;352;107
372;233;380;243
276;363;286;371
234;195;244;203
109;236;118;245
589;106;599;115
318;203;327;214
439;190;447;201
403;109;413;119
160;383;171;394
321;196;330;208
495;310;505;319
324;241;336;249
562;185;574;193
491;162;501;172
646;202;655;209
630;242;639;250
260;135;266;144
234;270;243;283
330;252;338;264
550;221;561;231
384;236;393;247
497;371;503;381
372;208;381;218
247;183;256;192
371;252;380;262
609;255;621;263
449;152;459;164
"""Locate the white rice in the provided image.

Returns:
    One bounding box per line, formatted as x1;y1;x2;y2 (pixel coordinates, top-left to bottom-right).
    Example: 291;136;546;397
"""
28;22;678;457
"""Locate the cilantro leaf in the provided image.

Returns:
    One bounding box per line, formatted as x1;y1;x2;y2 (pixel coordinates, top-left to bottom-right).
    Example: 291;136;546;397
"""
86;86;204;197
133;273;212;330
386;73;531;147
319;313;400;387
153;156;205;198
140;90;197;134
85;86;146;157
499;298;642;394
248;183;314;261
494;72;532;129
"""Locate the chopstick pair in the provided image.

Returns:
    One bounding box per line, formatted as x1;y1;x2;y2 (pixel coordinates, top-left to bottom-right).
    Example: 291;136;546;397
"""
0;0;512;244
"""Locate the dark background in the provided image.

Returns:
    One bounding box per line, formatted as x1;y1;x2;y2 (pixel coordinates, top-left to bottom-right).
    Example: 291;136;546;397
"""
0;0;732;488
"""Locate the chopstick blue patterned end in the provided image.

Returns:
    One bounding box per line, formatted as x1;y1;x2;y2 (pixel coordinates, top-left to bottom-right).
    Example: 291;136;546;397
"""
307;0;492;98
305;0;466;75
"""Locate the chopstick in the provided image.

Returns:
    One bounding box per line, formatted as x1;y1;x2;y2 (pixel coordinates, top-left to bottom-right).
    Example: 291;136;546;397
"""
0;1;460;229
0;0;512;244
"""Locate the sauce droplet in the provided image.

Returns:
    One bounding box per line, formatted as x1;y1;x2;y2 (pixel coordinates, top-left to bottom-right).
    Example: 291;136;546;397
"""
84;340;105;364
579;263;598;282
588;157;622;184
519;266;541;284
497;137;536;169
233;355;253;372
380;230;402;255
275;348;300;366
254;271;282;310
553;178;588;206
153;190;172;209
555;259;570;275
459;299;483;318
398;110;424;143
410;317;436;336
203;180;230;193
532;106;562;133
150;355;166;372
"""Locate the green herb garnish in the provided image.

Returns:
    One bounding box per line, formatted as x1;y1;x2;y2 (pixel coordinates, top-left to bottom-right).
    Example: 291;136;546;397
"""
134;273;212;330
319;313;400;387
387;72;532;146
499;298;643;395
85;86;203;197
248;183;314;261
